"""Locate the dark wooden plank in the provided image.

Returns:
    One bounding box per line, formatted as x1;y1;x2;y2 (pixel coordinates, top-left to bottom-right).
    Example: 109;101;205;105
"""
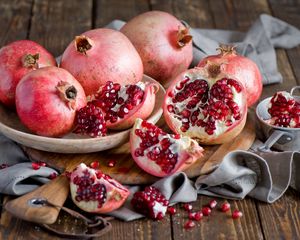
268;0;300;85
0;0;33;46
257;189;300;240
29;0;93;56
93;0;149;28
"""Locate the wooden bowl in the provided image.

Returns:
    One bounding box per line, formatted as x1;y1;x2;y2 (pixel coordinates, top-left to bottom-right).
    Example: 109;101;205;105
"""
0;75;165;153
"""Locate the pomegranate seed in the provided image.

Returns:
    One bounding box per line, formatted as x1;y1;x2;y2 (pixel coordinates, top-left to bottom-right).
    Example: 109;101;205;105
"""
167;206;176;215
48;172;58;179
183;203;193;212
38;161;47;167
184;220;196;229
64;171;71;179
202;207;211;216
221;202;230;212
209;199;217;209
232;209;243;219
108;159;116;167
131;186;169;220
90;161;100;169
189;211;203;221
32;162;41;170
0;163;9;169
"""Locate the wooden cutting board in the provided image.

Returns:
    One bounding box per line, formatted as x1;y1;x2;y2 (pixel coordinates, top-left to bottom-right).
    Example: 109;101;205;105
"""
24;114;256;185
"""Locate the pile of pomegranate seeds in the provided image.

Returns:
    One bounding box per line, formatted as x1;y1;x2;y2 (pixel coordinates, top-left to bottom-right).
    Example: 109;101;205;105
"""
31;161;46;170
131;186;169;220
267;91;300;128
73;102;107;137
93;81;144;123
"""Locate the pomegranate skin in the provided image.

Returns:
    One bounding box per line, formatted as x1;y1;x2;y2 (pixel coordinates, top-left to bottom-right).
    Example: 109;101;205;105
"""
60;29;143;96
121;11;193;85
163;67;247;145
197;46;262;107
15;66;86;137
0;40;56;107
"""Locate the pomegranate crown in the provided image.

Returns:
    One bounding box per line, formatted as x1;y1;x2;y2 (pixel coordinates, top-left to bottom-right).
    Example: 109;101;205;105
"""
217;44;237;55
177;26;192;48
75;35;92;55
22;53;40;69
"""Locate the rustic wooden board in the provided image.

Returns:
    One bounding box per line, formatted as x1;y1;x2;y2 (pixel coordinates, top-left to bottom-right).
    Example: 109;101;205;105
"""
24;114;255;185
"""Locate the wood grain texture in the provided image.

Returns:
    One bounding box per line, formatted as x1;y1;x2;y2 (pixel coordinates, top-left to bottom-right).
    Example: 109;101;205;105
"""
29;0;92;56
0;0;33;46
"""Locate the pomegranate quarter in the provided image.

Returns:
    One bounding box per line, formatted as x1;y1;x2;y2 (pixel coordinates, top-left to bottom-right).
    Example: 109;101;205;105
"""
130;119;203;177
164;67;247;145
70;163;130;213
15;66;86;137
0;40;56;107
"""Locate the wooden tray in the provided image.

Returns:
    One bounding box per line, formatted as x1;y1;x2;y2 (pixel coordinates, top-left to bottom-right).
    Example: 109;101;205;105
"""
24;114;256;185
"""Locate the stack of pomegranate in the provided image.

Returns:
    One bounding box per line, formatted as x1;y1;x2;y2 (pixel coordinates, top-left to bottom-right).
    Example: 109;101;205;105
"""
0;11;264;215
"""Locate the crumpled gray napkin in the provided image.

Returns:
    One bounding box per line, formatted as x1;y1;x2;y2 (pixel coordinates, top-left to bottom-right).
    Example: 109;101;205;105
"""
106;14;300;85
1;14;300;221
0;135;58;195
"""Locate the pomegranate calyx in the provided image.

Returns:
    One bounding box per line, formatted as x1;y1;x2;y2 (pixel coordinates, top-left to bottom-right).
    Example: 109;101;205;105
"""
75;35;92;55
217;44;237;56
56;81;77;110
177;27;192;48
22;53;39;69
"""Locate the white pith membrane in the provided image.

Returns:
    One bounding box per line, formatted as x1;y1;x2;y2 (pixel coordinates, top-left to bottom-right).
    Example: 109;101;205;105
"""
70;163;127;212
93;81;146;124
267;91;300;128
132;119;202;175
165;71;244;139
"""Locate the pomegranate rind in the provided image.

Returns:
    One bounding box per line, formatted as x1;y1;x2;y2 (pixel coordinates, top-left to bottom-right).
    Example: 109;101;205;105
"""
70;163;130;213
197;46;262;107
130;118;204;177
163;67;247;145
105;82;159;130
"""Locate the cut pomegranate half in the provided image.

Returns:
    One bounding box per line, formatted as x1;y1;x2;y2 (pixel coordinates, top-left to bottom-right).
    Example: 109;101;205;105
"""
163;67;247;144
130;118;204;177
92;81;159;130
267;91;300;128
70;163;129;213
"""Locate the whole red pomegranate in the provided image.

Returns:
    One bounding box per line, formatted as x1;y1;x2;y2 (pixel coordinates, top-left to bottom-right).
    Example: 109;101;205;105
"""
267;91;300;128
197;45;262;107
130;118;203;177
92;81;159;130
16;66;86;137
163;67;247;144
0;40;56;107
70;163;130;213
121;11;193;85
60;29;143;96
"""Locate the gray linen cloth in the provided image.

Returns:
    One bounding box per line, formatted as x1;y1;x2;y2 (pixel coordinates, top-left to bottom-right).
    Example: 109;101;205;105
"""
1;14;300;221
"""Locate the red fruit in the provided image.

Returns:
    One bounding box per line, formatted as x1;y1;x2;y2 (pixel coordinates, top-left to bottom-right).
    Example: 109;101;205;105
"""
16;66;86;137
131;186;169;220
220;202;231;212
70;163;129;213
0;40;56;107
267;91;300;128
209;199;217;209
232;209;243;219
202;207;212;216
184;220;196;229
167;206;176;215
90;161;100;169
189;211;203;221
73;102;107;138
183;203;193;212
197;45;262;107
164;67;247;144
60;29;143;96
130;119;204;177
121;11;193;85
93;81;159;130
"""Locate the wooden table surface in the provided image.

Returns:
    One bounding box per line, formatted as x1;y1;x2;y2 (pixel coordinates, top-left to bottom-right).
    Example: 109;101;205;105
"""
0;0;300;239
